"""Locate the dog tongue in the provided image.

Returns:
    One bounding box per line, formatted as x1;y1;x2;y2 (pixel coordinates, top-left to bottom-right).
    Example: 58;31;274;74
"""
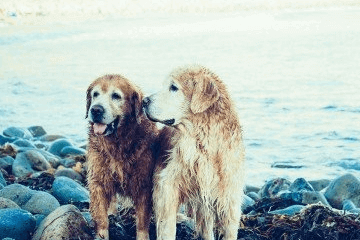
93;123;107;135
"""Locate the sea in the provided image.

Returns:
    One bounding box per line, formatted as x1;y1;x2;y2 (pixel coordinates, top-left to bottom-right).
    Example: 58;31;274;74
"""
1;1;360;187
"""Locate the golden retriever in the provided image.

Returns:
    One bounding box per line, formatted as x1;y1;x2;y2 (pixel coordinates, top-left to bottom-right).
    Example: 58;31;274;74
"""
86;74;167;240
143;65;245;240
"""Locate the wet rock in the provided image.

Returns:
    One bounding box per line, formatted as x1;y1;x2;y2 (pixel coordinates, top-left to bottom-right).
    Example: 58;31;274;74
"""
343;199;360;214
24;150;51;171
58;158;76;168
13;139;36;148
12;152;35;178
52;176;89;204
48;139;73;157
0;197;20;209
241;195;255;212
60;146;86;156
0;208;36;240
0;184;34;207
32;204;92;240
36;150;60;168
324;173;360;209
34;214;46;228
301;191;329;205
0;156;14;170
22;191;60;215
271;161;304;169
309;179;331;192
82;211;93;225
258;178;291;198
3;127;32;139
39;135;65;142
54;168;83;182
289;178;314;192
0;170;6;186
34;142;48;149
245;185;260;194
28;126;47;138
269;205;305;216
0;135;17;145
247;191;260;201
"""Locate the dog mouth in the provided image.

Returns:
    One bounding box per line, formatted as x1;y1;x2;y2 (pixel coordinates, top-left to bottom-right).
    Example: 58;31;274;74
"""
92;117;120;136
144;112;175;126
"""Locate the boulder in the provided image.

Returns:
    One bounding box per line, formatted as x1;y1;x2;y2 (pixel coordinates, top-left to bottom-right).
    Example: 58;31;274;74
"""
0;184;34;207
52;176;89;204
289;178;314;192
48;139;73;157
54;168;83;182
0;208;36;240
3;127;32;139
13;139;36;148
12;152;35;178
22;191;60;215
24;150;51;171
309;179;331;192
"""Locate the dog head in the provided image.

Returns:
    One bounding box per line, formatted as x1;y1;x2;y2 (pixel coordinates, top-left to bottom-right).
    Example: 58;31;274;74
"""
86;75;143;136
143;65;220;126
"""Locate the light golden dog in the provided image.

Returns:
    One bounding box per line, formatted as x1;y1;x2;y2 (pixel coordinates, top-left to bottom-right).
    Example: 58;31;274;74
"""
143;65;245;240
86;75;167;240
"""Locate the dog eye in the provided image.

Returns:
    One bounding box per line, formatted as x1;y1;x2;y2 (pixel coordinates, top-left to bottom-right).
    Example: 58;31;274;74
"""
93;92;99;98
169;84;178;92
112;93;121;100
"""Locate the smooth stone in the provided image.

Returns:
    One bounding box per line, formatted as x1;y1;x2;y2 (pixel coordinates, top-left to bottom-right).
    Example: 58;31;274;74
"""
0;197;20;209
247;192;260;201
13;139;36;148
0;183;4;190
245;185;260;194
269;205;305;216
60;146;86;156
0;156;14;170
12;152;35;178
34;142;48;149
24;150;51;171
271;161;304;169
241;195;255;212
0;170;6;186
58;158;76;168
48;139;73;157
54;168;83;182
0;135;17;145
0;184;34;207
0;208;36;240
301;191;329;206
289;178;314;192
82;211;93;224
3;127;32;139
258;178;291;198
52;176;89;204
22;191;60;215
32;204;92;240
28;126;47;138
36;149;60;168
34;214;46;228
309;179;331;192
343;199;356;211
324;173;360;209
39;135;65;142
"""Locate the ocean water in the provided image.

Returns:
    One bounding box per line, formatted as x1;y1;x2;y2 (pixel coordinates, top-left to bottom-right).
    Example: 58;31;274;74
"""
1;6;360;186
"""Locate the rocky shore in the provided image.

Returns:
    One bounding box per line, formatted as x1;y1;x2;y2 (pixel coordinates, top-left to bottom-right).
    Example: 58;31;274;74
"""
0;125;360;240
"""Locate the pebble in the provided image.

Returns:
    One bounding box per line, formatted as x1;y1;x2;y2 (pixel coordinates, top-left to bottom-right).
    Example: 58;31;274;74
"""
58;158;76;168
0;197;20;209
309;179;331;192
34;214;46;228
52;176;89;204
28;126;47;138
48;139;73;157
54;168;83;182
241;195;255;212
3;126;32;139
289;178;314;192
0;135;17;145
0;208;36;240
13;139;36;148
36;149;60;168
39;134;66;142
271;161;304;169
22;191;60;215
343;199;360;214
247;192;260;201
0;184;34;207
258;178;291;198
269;205;305;216
32;204;92;240
0;156;14;170
60;146;86;156
24;150;52;171
12;152;35;178
0;170;6;186
324;173;360;209
245;185;261;194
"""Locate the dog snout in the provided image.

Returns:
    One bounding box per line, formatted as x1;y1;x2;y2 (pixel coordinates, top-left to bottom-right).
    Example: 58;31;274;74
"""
91;104;105;122
142;97;151;108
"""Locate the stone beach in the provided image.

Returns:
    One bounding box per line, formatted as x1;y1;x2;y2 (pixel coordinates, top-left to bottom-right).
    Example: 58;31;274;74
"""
0;126;360;240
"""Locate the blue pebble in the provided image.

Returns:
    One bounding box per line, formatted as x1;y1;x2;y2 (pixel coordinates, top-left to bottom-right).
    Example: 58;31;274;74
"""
52;176;89;204
13;139;36;148
0;208;36;240
48;139;73;157
0;171;6;187
0;135;17;146
269;205;305;216
60;146;86;156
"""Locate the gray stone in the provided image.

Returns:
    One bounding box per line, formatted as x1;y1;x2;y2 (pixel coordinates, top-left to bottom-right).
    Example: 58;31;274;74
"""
247;192;260;201
241;195;255;212
0;183;4;190
48;139;73;157
324;173;360;209
271;161;304;169
28;126;47;138
258;178;291;198
52;176;89;204
36;149;60;168
0;208;36;240
34;214;46;228
34;142;48;149
12;152;35;178
0;156;14;170
3;127;32;139
39;135;65;142
58;158;76;168
0;135;17;145
32;204;92;240
60;146;86;156
0;170;6;186
0;184;34;207
22;191;60;215
82;211;93;224
245;185;260;194
343;199;360;214
54;168;83;182
301;191;329;206
24;150;51;171
13;139;36;148
0;197;20;209
289;178;314;192
309;179;331;192
269;205;305;216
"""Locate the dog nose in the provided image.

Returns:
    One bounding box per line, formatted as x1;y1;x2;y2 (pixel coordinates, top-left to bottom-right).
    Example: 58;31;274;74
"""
142;97;151;108
91;105;105;122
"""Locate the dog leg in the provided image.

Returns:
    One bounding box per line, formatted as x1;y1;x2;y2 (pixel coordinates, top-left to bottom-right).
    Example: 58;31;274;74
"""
196;205;215;240
218;200;242;240
135;193;151;240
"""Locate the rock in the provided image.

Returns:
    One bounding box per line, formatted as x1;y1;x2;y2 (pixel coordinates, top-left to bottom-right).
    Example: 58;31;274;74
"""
0;170;6;186
301;191;329;206
0;156;14;170
324;173;360;209
52;176;89;204
39;135;65;142
82;211;93;225
60;146;86;156
58;158;76;168
241;195;255;212
32;204;92;240
13;139;36;148
12;152;35;178
54;168;83;182
22;191;60;215
34;142;48;149
34;214;46;228
309;179;331;192
24;150;51;171
3;127;32;139
48;139;73;157
343;199;360;214
0;197;20;209
245;185;260;194
0;184;34;207
36;150;60;168
28;126;47;138
0;135;17;145
289;178;314;192
271;161;304;169
0;208;36;240
258;178;291;198
247;192;260;201
269;205;304;216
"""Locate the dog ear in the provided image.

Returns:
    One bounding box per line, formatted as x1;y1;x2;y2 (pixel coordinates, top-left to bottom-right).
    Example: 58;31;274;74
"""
85;85;92;119
190;76;220;114
131;91;143;124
